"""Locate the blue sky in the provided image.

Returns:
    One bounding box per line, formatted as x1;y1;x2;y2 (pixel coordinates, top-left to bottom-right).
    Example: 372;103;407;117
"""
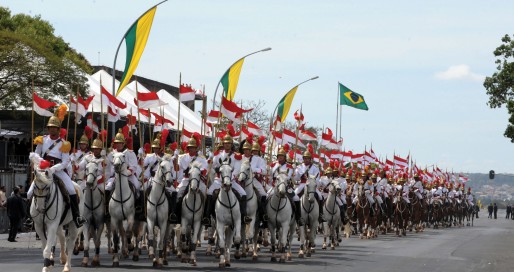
4;0;514;173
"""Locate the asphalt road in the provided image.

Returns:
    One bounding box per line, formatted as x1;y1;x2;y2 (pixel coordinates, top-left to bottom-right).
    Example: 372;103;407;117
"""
1;210;513;272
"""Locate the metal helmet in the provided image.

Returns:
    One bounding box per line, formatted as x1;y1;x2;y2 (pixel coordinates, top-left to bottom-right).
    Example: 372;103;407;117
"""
242;140;252;150
187;137;198;148
47;114;61;128
251;142;260;152
113;129;125;143
277;147;287;157
302;150;312;158
222;134;233;144
325;167;333;175
151;138;161;148
79;134;89;145
91;138;103;149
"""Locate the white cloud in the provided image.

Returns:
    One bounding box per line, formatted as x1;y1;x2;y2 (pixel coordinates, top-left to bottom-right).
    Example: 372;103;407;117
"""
434;65;485;82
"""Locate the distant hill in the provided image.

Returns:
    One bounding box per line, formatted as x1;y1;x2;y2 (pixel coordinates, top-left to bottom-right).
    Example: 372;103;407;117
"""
465;173;514;188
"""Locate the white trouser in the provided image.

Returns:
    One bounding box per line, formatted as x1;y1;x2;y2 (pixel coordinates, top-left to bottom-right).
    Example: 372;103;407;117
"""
336;197;343;206
28;170;76;199
105;174;141;191
393;194;411;204
365;191;375;204
375;195;383;205
253;181;267;197
468;200;474;206
338;195;347;205
143;178;177;194
414;191;423;200
177;178;206;198
207;178;246;196
294;183;321;201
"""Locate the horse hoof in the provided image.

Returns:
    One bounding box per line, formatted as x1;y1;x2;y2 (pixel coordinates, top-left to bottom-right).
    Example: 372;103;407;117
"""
81;262;88;267
279;258;285;263
234;254;241;260
78;244;85;251
132;255;139;262
149;254;155;259
271;257;277;262
163;259;168;265
73;248;79;255
306;252;311;257
219;263;225;268
50;259;55;266
331;246;335;250
298;253;304;258
141;245;147;251
113;261;119;267
311;249;315;253
206;251;212;256
108;248;113;254
252;256;258;261
263;240;269;247
91;260;100;267
128;245;134;252
181;258;188;263
287;256;292;261
242;252;247;258
225;262;231;267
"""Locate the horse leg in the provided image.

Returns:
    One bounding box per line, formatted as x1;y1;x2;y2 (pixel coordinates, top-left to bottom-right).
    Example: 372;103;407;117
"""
57;227;68;265
91;220;104;267
132;221;143;262
147;221;155;261
217;221;226;268
81;224;90;267
299;225;305;258
269;226;277;262
42;224;58;272
189;221;201;266
63;224;78;272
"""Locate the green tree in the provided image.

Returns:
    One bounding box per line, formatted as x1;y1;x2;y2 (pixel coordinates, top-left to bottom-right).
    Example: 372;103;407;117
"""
484;34;514;143
0;7;91;110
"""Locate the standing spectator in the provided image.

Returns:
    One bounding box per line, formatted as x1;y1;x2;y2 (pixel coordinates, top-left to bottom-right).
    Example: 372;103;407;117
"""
0;185;7;208
488;203;493;218
6;187;26;242
507;204;512;219
493;203;498;219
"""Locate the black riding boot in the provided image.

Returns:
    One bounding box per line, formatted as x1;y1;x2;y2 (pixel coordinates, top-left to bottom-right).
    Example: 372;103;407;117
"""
315;194;326;223
370;203;375;217
352;203;356;218
202;195;213;226
339;205;345;222
240;196;252;224
70;194;86;228
167;192;178;224
260;196;268;228
294;200;305;226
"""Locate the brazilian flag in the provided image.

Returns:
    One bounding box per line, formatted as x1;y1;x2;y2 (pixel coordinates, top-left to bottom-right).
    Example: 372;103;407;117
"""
339;83;368;111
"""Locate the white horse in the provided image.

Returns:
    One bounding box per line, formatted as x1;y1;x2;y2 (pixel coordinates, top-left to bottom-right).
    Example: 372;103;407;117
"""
298;175;319;258
179;161;204;266
80;159;106;267
30;157;80;272
215;159;242;268
322;180;341;250
146;154;173;268
109;152;135;267
266;173;294;263
238;159;259;259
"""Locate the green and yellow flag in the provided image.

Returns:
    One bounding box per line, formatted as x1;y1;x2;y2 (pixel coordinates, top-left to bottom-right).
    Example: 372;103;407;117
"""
220;58;245;101
339;83;368;111
116;6;159;96
276;86;299;122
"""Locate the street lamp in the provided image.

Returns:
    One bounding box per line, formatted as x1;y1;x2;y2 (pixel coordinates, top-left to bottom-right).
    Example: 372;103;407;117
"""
210;47;272;145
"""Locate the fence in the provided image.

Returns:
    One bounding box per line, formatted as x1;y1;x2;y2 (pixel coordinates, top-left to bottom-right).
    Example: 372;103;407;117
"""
0;171;29;234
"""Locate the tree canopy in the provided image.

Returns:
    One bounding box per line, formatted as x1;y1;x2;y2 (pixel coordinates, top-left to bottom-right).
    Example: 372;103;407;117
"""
484;34;514;143
0;7;91;110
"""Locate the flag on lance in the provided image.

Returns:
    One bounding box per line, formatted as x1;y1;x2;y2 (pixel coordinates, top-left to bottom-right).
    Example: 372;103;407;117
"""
33;92;57;117
206;110;221;124
69;95;94;118
136;91;167;108
179;84;196;102
299;129;317;141
459;174;469;183
246;120;264;136
86;114;99;133
393;155;409;169
220;96;252;123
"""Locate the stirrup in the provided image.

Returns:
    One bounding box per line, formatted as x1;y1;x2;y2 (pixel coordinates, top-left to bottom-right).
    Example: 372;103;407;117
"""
202;217;211;226
297;218;305;226
319;215;326;223
262;214;269;222
243;216;252;224
75;216;87;227
169;213;178;224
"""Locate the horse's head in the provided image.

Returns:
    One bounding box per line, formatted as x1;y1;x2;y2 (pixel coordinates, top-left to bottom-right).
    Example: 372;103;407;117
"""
328;180;341;195
113;152;127;173
238;159;253;186
305;175;317;203
219;159;233;192
188;161;203;192
275;174;288;197
85;159;102;188
156;154;173;186
32;159;53;187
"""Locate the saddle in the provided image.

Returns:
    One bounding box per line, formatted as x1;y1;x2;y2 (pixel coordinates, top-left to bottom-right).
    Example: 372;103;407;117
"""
213;188;242;202
53;174;71;205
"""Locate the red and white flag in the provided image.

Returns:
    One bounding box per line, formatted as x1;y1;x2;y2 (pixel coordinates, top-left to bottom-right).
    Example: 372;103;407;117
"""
69;95;94;117
299;129;317;141
272;115;282;131
136;91;166;109
293;109;304;125
182;128;193;142
33;92;56;117
281;128;305;147
393;155;409;169
342;151;353;163
86;114;99;133
246;120;264;136
386;158;394;167
220;96;252;123
369;148;378;162
179;84;196;102
107;106;120;122
330;150;344;160
206;110;221;124
459;174;469;183
351;153;364;164
272;131;282;143
101;85;126;109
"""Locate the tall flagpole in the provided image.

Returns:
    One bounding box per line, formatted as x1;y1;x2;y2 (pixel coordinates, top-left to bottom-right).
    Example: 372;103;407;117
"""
31;80;35;152
73;86;79;152
177;73;182;143
336;82;339;140
66;92;71;141
201;88;207;155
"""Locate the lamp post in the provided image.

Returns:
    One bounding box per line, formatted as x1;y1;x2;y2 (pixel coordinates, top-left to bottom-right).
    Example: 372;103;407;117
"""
210;47;272;145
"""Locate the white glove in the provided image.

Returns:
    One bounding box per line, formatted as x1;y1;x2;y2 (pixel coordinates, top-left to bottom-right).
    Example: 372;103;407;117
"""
174;149;179;156
126;169;132;176
47;166;56;177
101;150;106;156
138;148;144;156
208;152;213;160
198;150;203;157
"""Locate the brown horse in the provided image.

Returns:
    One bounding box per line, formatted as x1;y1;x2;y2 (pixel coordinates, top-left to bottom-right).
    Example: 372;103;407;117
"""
355;183;372;239
409;191;425;233
393;193;409;237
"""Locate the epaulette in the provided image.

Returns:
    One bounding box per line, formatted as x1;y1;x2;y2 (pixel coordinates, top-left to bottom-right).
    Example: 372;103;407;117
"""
270;162;277;167
60;141;71;153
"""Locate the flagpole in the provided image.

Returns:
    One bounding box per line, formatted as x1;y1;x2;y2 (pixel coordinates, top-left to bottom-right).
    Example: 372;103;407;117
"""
100;76;105;138
336;82;339;140
293;106;301;165
177;73;182;143
73;86;79;152
31;80;35;152
66;93;71;141
201;89;207;155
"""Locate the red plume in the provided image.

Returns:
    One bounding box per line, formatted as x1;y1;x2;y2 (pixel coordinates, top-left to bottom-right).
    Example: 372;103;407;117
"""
348;169;353;176
227;123;235;134
181;141;188;152
160;129;169;147
60;128;67;139
126;136;133;150
217;130;227;140
99;129;108;142
144;143;151;153
246;133;254;144
283;143;290;153
122;125;130;139
307;143;314;154
334;160;340;169
261;144;266;154
288;150;294;160
257;136;266;146
193;132;201;147
169;142;178;151
40;160;51;170
84;126;93;140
